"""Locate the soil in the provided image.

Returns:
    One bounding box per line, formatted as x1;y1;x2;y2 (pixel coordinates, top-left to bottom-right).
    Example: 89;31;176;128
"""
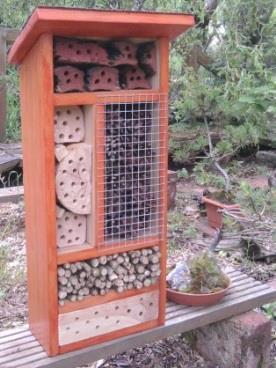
0;163;275;367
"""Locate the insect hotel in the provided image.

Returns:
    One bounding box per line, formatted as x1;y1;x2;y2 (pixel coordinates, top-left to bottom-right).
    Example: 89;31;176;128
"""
8;7;194;356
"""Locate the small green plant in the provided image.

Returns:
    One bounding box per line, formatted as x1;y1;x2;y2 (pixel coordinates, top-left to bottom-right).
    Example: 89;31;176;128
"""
235;181;276;216
184;252;229;294
193;162;226;189
262;302;276;320
177;168;189;180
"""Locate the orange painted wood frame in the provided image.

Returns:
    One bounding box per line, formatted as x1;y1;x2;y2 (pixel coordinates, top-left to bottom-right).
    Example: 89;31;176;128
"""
19;33;58;356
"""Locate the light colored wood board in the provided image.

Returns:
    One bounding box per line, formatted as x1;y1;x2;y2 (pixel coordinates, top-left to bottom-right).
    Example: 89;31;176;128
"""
0;185;24;203
0;330;31;344
56;209;86;248
58;290;159;346
0;340;40;358
0;346;44;365
0;335;36;352
3;352;48;368
56;143;92;215
0;325;29;339
54;106;85;144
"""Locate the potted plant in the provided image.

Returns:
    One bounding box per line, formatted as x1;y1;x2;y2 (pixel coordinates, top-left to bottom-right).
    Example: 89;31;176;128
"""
167;252;230;306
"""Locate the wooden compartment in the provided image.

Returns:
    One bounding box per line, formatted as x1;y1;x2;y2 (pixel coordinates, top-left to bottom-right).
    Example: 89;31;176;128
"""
8;7;194;356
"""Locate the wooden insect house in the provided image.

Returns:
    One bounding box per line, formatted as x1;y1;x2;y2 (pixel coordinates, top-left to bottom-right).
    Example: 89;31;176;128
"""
8;7;194;356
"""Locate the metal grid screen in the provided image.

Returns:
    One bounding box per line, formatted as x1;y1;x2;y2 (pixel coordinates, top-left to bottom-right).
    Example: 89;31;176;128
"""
96;94;168;246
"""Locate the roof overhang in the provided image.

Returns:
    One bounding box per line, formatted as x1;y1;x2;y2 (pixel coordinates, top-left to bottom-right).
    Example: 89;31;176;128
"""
8;7;195;65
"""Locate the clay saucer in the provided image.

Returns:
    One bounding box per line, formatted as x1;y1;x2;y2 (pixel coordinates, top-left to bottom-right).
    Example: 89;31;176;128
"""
167;276;231;306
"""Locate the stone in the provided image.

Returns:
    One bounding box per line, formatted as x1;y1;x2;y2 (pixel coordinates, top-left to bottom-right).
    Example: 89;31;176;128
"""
56;209;86;248
86;66;120;91
256;150;276;168
56;143;91;214
54;66;85;93
137;42;157;76
108;41;138;66
54;37;110;65
120;66;151;90
54;106;85;144
193;310;272;368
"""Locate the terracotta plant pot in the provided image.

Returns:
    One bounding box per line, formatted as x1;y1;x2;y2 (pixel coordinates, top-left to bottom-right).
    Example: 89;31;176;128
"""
167;277;231;306
202;196;240;229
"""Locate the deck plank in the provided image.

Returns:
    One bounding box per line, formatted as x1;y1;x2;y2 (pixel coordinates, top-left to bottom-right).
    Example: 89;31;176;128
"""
1;272;275;368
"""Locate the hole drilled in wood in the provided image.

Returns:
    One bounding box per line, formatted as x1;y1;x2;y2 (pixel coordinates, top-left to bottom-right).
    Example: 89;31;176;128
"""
54;106;85;144
56;208;86;248
56;143;91;215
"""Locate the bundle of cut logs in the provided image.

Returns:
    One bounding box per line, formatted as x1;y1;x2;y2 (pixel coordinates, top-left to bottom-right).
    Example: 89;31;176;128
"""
104;103;158;241
54;37;157;92
58;246;161;305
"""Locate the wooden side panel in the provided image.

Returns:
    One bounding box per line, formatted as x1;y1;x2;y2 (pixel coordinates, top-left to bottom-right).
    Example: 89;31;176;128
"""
20;33;58;356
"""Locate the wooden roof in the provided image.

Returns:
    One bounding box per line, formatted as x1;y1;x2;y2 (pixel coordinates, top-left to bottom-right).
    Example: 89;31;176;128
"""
8;7;195;65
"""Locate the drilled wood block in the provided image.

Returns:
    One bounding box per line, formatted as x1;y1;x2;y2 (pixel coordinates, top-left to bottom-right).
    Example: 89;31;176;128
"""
54;37;110;65
54;106;85;143
137;42;157;76
56;143;91;214
87;66;120;91
58;290;159;345
121;66;151;90
109;41;138;66
56;207;86;248
54;66;85;93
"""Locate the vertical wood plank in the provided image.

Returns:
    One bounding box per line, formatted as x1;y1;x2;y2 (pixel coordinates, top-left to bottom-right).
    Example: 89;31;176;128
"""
20;33;58;356
158;37;169;325
0;29;7;141
95;104;105;247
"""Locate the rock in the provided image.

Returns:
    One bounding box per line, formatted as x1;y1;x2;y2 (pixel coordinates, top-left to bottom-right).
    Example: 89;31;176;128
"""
256;150;276;167
193;310;271;368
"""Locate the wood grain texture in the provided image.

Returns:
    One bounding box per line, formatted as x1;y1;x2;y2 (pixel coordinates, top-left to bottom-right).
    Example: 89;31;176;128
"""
19;33;58;356
8;8;195;65
58;290;159;345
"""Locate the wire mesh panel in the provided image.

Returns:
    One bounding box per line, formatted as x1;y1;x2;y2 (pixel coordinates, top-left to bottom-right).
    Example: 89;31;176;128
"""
96;94;168;247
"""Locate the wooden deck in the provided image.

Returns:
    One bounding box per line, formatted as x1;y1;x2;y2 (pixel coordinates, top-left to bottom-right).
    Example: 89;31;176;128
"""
0;269;275;368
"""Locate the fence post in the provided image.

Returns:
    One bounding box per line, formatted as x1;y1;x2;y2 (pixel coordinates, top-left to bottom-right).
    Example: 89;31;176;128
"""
0;28;7;142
